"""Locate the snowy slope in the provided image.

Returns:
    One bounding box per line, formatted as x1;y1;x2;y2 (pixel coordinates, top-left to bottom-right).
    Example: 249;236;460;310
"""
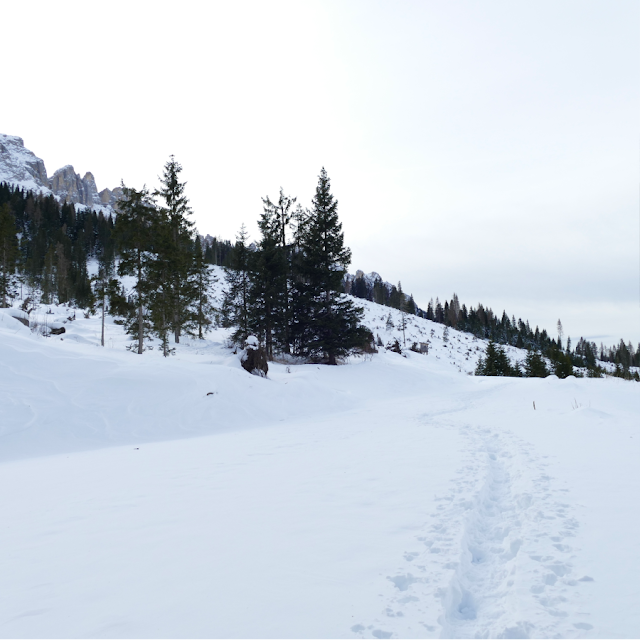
1;274;639;639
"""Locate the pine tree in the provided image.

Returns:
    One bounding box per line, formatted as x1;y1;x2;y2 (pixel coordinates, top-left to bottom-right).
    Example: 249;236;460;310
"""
426;298;434;321
91;265;110;347
475;341;517;376
399;286;410;347
155;156;195;344
146;223;175;356
248;193;291;359
557;319;564;351
114;185;157;354
388;282;402;309
294;169;365;364
54;242;70;304
222;225;253;345
547;345;573;378
41;246;55;304
0;203;18;307
191;235;215;339
523;350;549;377
261;188;296;353
448;294;460;327
92;234;117;346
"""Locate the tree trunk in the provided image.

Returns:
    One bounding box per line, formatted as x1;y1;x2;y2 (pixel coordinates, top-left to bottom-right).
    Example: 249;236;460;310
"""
402;310;406;347
266;319;272;360
198;287;203;339
138;303;143;354
1;245;7;308
174;285;180;344
163;309;169;357
137;249;143;354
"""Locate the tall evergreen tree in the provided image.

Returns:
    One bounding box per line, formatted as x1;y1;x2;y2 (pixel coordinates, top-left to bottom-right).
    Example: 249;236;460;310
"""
146;218;175;356
222;225;253;345
248;194;291;358
524;350;550;377
293;168;366;364
155;156;195;344
191;234;215;339
0;203;18;307
547;344;573;378
476;341;518;376
261;188;296;353
114;185;157;354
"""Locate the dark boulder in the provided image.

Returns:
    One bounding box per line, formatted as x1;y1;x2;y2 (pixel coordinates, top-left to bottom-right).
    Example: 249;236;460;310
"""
241;335;268;377
12;315;29;327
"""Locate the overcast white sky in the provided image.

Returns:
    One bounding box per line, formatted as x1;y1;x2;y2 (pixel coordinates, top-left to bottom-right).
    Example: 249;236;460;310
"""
3;0;639;346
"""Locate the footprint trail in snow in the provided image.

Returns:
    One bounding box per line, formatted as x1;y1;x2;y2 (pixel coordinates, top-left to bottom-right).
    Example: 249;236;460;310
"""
353;420;596;639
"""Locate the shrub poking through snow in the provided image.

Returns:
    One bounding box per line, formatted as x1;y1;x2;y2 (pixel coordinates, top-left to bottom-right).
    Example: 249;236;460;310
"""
358;328;377;354
386;338;402;354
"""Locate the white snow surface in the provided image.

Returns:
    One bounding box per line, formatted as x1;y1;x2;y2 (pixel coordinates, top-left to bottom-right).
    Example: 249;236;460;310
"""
1;272;639;639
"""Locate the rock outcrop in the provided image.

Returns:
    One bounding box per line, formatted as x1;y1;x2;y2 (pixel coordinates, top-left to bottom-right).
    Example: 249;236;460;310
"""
0;134;49;194
98;186;123;208
0;133;120;213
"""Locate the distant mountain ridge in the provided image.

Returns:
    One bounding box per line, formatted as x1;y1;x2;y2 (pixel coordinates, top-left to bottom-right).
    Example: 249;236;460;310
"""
0;134;121;213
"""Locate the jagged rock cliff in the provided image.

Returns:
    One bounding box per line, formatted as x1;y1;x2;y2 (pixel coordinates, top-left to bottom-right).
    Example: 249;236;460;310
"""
0;134;120;211
0;134;49;194
48;164;122;208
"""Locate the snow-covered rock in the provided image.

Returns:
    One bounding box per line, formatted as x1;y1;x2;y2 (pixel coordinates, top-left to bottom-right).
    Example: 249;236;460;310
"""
0;134;50;195
0;133;120;214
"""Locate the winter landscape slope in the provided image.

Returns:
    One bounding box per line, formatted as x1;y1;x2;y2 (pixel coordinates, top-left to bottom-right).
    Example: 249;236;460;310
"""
1;270;639;639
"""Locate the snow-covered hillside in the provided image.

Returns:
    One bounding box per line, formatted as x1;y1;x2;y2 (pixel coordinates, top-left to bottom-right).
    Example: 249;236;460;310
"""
1;270;639;638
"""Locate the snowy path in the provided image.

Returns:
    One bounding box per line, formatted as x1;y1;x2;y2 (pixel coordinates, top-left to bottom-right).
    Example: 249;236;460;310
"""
352;412;599;639
439;425;590;638
1;312;639;638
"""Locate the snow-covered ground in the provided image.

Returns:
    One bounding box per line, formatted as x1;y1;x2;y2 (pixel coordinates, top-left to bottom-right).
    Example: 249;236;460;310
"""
1;273;638;638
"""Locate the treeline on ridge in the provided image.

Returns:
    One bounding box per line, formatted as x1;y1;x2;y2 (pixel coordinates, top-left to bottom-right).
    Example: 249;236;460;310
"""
345;274;639;379
0;180;233;312
1;165;638;377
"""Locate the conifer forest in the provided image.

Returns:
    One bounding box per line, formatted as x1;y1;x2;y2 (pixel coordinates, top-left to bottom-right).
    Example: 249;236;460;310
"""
1;161;638;379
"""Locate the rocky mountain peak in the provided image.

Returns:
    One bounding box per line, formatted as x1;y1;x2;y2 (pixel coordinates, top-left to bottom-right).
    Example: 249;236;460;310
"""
0;133;120;212
0;134;49;194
